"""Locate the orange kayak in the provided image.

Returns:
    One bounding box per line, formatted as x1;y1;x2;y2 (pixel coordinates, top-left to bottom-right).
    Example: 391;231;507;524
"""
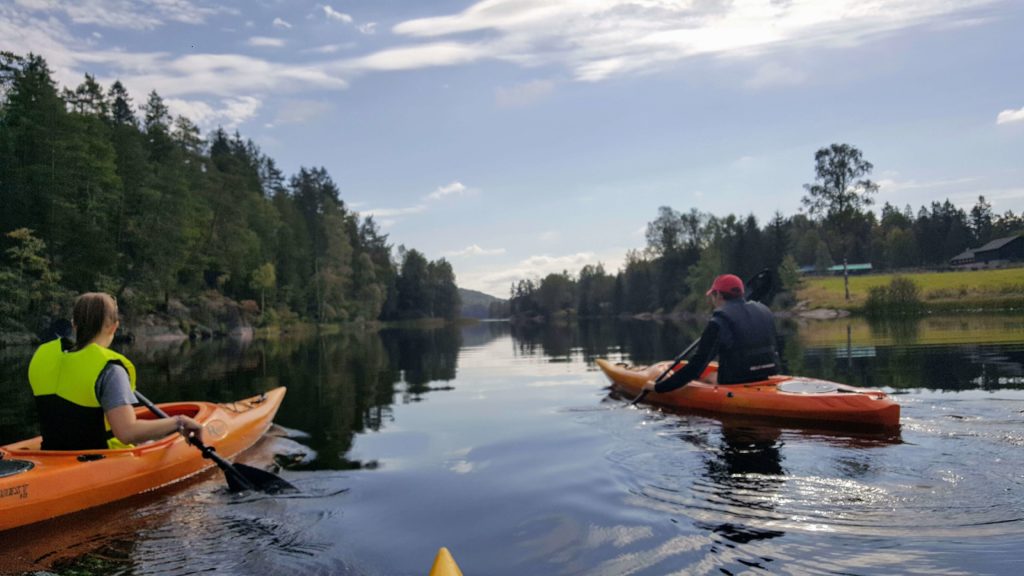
0;387;286;532
596;359;899;429
428;547;464;576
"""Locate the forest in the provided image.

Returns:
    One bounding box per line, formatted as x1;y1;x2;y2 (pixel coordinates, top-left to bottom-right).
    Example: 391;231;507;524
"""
0;52;460;335
500;144;1022;319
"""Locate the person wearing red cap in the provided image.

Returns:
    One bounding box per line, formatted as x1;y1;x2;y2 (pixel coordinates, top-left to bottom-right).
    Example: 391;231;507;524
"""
642;273;780;394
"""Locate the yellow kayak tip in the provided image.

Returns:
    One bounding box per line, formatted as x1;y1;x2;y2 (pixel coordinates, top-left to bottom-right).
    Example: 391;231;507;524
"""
429;547;463;576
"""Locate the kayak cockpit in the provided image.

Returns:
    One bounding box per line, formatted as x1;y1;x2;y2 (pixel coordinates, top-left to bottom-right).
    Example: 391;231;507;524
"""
2;401;210;456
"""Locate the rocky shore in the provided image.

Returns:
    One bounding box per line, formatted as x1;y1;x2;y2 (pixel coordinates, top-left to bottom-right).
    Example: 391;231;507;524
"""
0;292;258;349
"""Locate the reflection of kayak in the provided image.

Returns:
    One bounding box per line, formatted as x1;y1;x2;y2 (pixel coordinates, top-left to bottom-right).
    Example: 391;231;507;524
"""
429;547;463;576
0;387;287;532
596;359;900;429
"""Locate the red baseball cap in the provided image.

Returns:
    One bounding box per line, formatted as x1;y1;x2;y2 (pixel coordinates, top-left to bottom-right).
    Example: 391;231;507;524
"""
706;274;744;297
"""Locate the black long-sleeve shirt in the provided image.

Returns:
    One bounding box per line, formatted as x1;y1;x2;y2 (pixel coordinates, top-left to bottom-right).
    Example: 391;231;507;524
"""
654;321;721;394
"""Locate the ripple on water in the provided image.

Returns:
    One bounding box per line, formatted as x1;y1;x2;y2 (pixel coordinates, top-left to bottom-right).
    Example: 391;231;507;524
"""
583;395;1024;573
33;472;357;576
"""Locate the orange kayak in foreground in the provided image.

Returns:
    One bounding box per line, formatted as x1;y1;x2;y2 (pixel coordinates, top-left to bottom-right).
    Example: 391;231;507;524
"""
428;547;464;576
596;359;899;429
0;387;286;532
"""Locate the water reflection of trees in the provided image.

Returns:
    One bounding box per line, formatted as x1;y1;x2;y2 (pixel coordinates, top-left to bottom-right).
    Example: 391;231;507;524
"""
380;325;462;395
801;323;1024;392
510;319;703;364
1;324;477;468
0;347;36;442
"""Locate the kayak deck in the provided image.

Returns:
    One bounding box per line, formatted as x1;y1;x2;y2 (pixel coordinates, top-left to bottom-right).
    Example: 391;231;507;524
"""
429;547;463;576
0;387;286;532
596;359;899;429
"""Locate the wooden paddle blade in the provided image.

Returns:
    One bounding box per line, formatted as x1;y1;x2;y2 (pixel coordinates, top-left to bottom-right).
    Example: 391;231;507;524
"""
232;463;299;494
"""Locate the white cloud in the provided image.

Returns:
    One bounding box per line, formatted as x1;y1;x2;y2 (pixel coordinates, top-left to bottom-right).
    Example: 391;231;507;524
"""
444;245;506;257
358;22;377;35
876;176;978;194
363;205;427;218
12;0;221;30
458;248;626;295
248;36;286;48
107;53;349;98
731;156;757;169
996;106;1024;125
382;0;998;82
305;43;355;54
746;62;806;89
273;17;292;29
341;41;487;72
462;252;597;294
270;100;332;126
321;5;352;24
495;79;555;108
427;181;470;201
165;96;262;129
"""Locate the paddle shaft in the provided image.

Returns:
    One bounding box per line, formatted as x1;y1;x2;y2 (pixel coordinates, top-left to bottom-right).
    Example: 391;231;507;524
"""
134;390;256;491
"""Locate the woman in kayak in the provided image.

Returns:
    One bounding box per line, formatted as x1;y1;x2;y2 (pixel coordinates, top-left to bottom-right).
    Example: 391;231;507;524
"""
642;274;780;394
28;292;203;450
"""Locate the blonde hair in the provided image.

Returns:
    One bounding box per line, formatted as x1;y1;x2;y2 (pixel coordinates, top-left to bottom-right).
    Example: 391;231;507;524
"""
72;292;119;350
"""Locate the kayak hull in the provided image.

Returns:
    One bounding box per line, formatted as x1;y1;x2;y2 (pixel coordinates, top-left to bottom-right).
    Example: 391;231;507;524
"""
0;387;286;532
596;359;899;429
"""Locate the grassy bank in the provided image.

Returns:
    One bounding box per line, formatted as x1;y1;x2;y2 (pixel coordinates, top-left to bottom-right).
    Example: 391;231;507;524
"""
795;268;1024;312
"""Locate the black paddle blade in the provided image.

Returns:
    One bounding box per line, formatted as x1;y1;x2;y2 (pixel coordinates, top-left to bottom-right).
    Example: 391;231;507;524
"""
745;268;778;305
198;440;297;494
231;463;299;494
630;390;650;406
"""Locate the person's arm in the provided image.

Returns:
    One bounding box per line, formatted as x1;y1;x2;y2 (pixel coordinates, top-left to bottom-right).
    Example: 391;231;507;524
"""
646;321;721;394
98;365;203;444
106;404;203;445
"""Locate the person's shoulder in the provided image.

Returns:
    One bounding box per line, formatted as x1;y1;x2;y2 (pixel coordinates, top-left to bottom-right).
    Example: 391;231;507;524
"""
98;362;130;384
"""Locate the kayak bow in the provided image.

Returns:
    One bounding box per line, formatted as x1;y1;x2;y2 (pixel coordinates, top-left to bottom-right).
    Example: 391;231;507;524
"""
429;547;463;576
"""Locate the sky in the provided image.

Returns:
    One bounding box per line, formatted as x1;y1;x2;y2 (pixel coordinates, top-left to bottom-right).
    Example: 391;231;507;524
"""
4;0;1023;298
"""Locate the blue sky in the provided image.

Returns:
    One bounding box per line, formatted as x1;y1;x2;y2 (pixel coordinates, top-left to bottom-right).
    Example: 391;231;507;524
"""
4;0;1023;297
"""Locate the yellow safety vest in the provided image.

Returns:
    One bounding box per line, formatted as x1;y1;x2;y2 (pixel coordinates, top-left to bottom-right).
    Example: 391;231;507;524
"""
28;340;137;450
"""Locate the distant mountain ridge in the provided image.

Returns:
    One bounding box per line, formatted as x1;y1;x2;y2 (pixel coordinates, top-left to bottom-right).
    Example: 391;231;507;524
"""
459;288;505;319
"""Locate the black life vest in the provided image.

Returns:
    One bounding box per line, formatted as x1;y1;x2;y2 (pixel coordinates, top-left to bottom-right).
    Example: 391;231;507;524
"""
710;299;780;384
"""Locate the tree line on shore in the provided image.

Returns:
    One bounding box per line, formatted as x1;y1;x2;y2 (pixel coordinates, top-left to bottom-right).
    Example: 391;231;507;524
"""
498;144;1022;319
0;52;460;334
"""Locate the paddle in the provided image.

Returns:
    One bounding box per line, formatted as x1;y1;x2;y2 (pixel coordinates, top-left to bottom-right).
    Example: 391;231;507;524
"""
134;390;297;494
629;268;776;407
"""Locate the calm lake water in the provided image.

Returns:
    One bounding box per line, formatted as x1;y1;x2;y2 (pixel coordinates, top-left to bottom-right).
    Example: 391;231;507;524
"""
2;315;1023;575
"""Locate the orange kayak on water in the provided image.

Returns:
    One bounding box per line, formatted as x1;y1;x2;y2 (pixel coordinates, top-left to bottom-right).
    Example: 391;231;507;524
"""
0;387;286;532
596;359;899;429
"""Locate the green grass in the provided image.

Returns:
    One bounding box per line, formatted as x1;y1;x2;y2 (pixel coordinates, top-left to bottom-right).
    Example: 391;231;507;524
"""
796;268;1024;311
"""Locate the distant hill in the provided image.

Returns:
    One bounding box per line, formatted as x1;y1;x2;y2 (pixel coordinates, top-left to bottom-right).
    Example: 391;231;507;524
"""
459;288;505;319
